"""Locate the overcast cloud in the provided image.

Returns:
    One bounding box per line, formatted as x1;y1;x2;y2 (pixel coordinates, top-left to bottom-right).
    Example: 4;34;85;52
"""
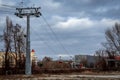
0;0;120;60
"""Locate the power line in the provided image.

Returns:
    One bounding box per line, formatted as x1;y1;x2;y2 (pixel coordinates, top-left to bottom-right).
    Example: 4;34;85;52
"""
0;9;14;13
0;4;17;8
21;17;71;57
0;4;15;14
0;6;58;55
15;7;41;75
0;7;15;10
41;14;70;55
28;19;58;54
0;3;70;56
0;10;14;16
30;26;58;55
21;18;58;55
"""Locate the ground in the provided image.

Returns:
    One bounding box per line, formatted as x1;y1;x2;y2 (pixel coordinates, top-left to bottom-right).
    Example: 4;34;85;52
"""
0;71;120;80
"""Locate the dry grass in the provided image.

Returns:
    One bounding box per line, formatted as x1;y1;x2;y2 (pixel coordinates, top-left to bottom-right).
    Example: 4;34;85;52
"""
0;74;120;80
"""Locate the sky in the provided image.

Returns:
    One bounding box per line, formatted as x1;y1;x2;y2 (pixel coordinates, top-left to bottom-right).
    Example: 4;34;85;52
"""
0;0;120;60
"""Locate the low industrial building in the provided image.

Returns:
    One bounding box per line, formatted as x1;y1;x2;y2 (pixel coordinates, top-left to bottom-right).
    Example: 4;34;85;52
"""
72;55;98;69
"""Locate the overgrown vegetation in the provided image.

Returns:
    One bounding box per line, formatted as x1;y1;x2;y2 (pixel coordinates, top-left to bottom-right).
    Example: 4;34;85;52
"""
0;17;26;74
95;23;120;71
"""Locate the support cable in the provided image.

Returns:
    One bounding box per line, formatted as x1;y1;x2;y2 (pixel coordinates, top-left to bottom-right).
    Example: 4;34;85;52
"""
0;4;18;8
41;15;70;55
21;18;58;55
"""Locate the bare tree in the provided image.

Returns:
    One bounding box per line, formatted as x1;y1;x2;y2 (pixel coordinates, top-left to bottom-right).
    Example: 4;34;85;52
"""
103;23;120;56
12;24;26;69
2;17;25;74
3;16;13;72
95;23;120;70
95;49;107;70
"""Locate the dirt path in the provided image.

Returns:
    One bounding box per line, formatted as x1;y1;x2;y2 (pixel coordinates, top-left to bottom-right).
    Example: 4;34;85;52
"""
0;74;120;80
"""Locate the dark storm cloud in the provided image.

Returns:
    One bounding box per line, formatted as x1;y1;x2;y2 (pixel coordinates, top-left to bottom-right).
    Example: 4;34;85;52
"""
52;0;120;19
0;0;120;59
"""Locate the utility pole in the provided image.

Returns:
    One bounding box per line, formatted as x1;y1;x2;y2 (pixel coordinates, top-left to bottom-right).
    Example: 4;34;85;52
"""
15;7;41;75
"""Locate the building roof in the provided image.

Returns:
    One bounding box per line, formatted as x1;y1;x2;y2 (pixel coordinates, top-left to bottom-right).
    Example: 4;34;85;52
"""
31;49;35;52
115;56;120;60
